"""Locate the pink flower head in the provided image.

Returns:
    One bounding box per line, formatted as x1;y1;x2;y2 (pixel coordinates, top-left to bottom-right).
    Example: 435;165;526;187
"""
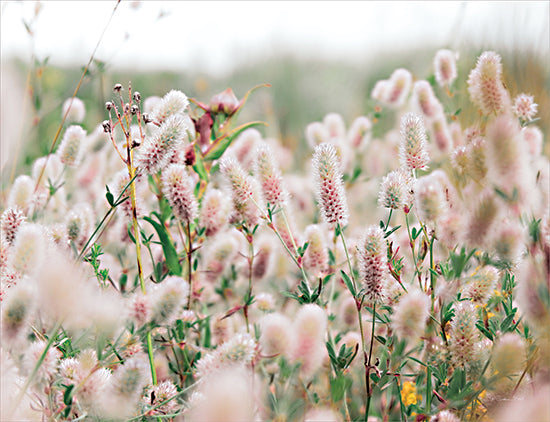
254;143;289;207
347;116;372;150
386;68;413;108
199;188;230;237
413;80;444;120
358;225;388;304
58;125;87;168
150;89;189;125
513;93;538;122
161;163;198;225
467;51;511;115
312;143;349;226
303;224;329;278
0;207;25;245
434;49;458;87
378;169;413;211
399;113;429;171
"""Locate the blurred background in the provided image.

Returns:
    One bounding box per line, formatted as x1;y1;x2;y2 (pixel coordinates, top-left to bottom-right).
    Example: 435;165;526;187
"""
1;0;549;182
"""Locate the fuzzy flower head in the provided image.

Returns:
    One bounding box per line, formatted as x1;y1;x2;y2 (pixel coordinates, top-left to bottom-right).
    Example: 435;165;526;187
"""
462;266;499;305
491;332;526;379
62;97;86;123
414;175;447;224
466;137;488;181
291;304;327;377
323;113;346;139
305;122;330;148
413;80;444;120
150;89;189;124
449;301;479;370
392;290;430;344
259;313;294;357
399;113;430;171
143;380;179;416
492;219;525;266
135;114;187;175
312;143;349;226
1;282;34;345
8;175;35;214
57;125;86;168
430;410;461;422
24;340;61;384
465;189;499;248
161;164;198;225
378;169;413;211
513;93;538;122
467;51;511;115
347;116;372;150
358;225;388;304
150;276;189;325
430;116;453;154
200;188;230;237
434;49;458;87
220;157;263;227
0;207;25;245
303;224;329;278
254;143;289;207
9;223;47;275
65;202;95;248
386;68;413;108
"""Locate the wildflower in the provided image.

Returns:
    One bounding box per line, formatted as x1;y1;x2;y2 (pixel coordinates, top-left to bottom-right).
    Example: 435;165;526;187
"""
347;115;372;150
252;237;276;281
462;266;499;305
434;49;458;87
150;89;189;124
31;154;64;187
150;276;189;325
1;282;34;345
449;301;478;369
259;312;294;357
65;202;95;248
323;112;346;139
143;380;179;415
203;232;240;283
521;126;543;157
0;207;25;245
161;164;198;225
430;410;461;422
358;225;388;304
109;170;146;219
303;224;329;278
414;175;446;224
312;143;349;226
466;137;488;181
399;113;430;171
516;258;550;333
401;381;422;406
9;223;47;275
492;333;526;380
492;219;525;265
378;169;413;211
291;304;327;378
24;340;61;384
339;296;357;326
392;290;430;344
187;367;255;422
371;79;391;103
135;114;188;175
253;292;275;312
304;408;343;422
306;122;330;148
220;157;263;227
467;51;510;115
273;210;300;255
413;80;444;120
127;293;151;327
430;116;453;154
512;93;537;122
386;68;413;108
210;87;239;115
58;125;87;168
465;190;499;248
254;142;289;207
7;175;35;214
199;188;230;237
62;97;86;123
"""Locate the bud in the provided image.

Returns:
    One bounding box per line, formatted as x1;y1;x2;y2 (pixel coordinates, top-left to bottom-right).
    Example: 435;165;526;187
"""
149;89;189;125
57;125;86;168
135;114;187;175
413;80;444;120
512;93;537;122
62;97;86;123
254;143;289;207
378;169;413;211
434;49;458;87
161;164;198;225
462;266;499;305
312;143;349;226
358;225;388;304
448;301;478;370
220;157;263;227
392;289;430;344
0;207;25;245
399;113;429;171
133;91;141;103
347;116;372;150
259;312;294;357
467;51;510;115
210;87;239;115
200;188;230;237
113;83;123;92
303;224;329;278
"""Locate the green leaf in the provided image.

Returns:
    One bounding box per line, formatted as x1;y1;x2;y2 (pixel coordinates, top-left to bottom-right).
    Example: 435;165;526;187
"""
143;215;182;276
331;374;352;402
105;186;115;207
192;147;209;182
340;270;356;298
204;121;267;161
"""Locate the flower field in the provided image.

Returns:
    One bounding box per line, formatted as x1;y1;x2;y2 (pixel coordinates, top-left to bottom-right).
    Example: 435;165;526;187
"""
1;34;549;422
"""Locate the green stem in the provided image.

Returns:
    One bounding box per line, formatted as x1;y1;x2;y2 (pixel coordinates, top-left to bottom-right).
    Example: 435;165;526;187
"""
365;302;377;421
185;222;194;309
147;331;157;385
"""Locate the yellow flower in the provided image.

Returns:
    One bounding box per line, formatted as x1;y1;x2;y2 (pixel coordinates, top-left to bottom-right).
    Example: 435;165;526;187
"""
401;381;422;406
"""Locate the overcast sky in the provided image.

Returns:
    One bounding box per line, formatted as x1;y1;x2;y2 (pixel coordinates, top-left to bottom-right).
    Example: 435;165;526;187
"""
1;1;548;76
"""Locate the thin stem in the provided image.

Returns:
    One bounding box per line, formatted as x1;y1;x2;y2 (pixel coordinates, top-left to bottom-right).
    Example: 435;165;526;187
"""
384;208;393;231
185;221;193;309
147;331;157;385
365;302;377;420
243;231;254;333
405;212;423;290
